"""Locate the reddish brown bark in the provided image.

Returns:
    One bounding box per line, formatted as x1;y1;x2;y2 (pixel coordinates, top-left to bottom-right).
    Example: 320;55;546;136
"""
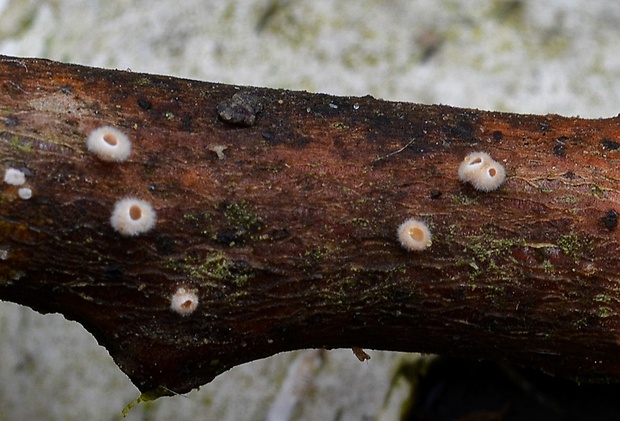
1;55;620;398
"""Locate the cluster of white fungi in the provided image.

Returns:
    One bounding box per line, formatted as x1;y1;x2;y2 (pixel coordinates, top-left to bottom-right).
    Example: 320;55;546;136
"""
86;125;197;316
398;151;505;252
86;125;508;312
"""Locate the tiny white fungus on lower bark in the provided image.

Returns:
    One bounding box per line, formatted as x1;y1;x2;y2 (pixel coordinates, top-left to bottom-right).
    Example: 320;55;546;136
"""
170;287;199;316
4;168;26;186
397;217;432;251
110;197;156;236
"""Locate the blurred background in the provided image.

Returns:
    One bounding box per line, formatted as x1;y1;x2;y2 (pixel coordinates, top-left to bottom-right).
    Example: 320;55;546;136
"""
2;1;620;420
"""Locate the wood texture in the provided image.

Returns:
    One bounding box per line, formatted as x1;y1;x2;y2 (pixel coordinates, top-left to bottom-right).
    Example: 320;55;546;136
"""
1;55;620;398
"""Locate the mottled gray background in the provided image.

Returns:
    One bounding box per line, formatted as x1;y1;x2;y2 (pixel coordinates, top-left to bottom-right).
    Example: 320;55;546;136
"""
1;1;620;420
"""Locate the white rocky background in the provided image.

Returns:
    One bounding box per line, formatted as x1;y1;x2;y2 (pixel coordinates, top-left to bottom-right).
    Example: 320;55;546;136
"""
1;1;620;420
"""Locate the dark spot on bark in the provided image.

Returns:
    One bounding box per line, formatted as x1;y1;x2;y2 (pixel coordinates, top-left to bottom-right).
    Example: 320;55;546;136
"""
601;138;620;150
212;289;226;301
408;141;428;154
217;91;263;127
104;264;124;281
388;288;408;303
563;171;575;179
492;130;503;141
0;116;19;127
275;324;289;336
582;314;600;328
333;136;351;159
180;113;192;131
215;230;245;245
307;313;325;327
430;190;442;199
452;287;467;301
442;114;476;143
295;136;310;148
370;114;391;129
554;136;568;157
262;129;310;148
266;228;289;241
19;167;32;177
602;209;618;230
137;98;152;110
155;235;175;254
539;121;550;134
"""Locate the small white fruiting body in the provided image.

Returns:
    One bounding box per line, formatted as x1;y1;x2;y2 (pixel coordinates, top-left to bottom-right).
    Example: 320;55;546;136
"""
170;287;199;316
458;151;506;192
209;144;228;160
17;187;32;200
110;197;156;236
397;217;432;251
3;168;26;186
457;152;490;181
86;126;132;162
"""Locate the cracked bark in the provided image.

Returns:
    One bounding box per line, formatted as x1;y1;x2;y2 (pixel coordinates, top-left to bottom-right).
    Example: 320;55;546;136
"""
1;55;620;399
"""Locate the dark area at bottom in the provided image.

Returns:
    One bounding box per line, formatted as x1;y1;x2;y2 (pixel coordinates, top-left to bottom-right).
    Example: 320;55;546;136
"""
407;356;620;421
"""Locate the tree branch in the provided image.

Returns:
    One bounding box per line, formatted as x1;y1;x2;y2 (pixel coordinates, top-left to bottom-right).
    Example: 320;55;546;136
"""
1;55;620;399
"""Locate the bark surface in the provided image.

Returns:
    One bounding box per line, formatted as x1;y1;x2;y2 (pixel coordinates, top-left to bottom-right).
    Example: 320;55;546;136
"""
1;55;620;397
